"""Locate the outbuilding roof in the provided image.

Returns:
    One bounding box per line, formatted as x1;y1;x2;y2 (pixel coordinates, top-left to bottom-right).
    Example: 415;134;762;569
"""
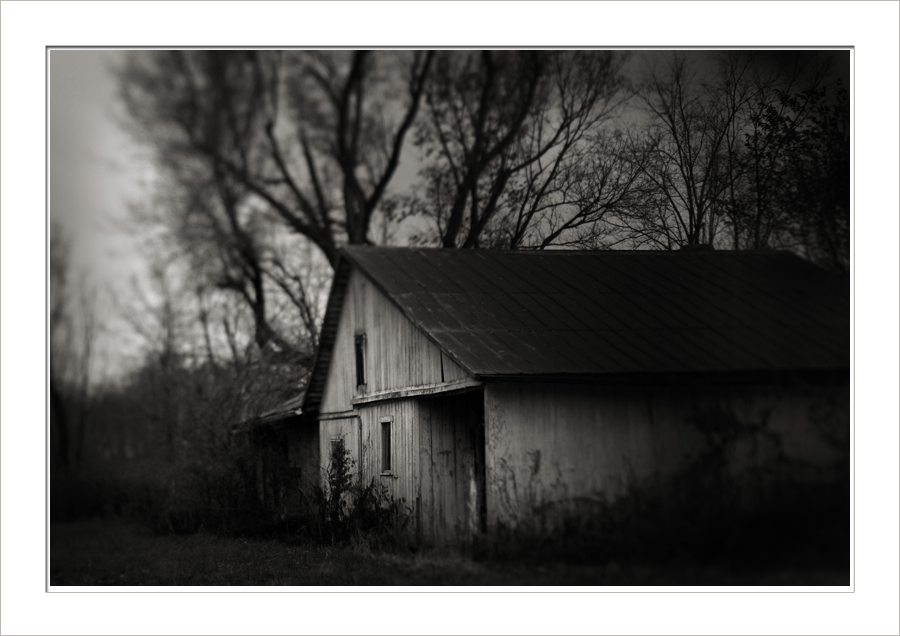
340;246;849;377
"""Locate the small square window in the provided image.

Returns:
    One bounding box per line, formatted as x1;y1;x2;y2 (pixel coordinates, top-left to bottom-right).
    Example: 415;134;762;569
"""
354;333;367;388
381;419;392;473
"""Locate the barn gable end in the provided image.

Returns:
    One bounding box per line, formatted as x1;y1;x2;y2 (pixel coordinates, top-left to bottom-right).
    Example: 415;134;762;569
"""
319;267;472;416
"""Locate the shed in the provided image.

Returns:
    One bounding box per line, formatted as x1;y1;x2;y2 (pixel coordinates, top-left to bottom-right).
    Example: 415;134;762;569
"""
289;247;849;543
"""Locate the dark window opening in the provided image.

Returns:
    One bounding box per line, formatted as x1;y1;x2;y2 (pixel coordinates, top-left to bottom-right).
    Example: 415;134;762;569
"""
354;333;366;387
381;420;392;473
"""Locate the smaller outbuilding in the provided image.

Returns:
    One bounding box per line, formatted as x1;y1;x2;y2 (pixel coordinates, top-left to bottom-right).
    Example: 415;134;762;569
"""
287;247;849;544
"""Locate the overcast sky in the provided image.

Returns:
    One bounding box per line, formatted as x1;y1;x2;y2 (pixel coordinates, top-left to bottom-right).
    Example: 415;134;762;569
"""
49;50;149;284
49;49;153;380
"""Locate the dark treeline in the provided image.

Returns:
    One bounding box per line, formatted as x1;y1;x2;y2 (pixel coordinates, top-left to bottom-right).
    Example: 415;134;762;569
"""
50;50;850;540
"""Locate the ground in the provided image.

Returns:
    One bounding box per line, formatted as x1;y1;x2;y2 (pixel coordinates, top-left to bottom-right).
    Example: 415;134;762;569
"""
49;517;849;587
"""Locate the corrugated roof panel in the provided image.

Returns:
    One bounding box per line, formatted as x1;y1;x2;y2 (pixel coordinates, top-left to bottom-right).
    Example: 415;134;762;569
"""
592;290;660;330
469;251;536;294
592;328;675;372
597;253;665;291
672;252;739;291
642;289;709;330
493;294;549;331
485;252;553;293
541;292;604;331
412;292;465;332
575;330;648;373
519;329;589;373
723;255;847;330
653;258;767;330
719;326;822;370
454;293;516;331
721;326;796;369
563;291;634;331
452;330;536;375
404;251;470;293
512;254;575;293
544;255;619;294
660;328;735;371
435;251;507;294
490;330;568;374
530;292;592;331
392;293;439;328
429;293;484;331
582;255;645;292
682;254;839;335
700;327;780;371
600;255;726;330
619;292;697;331
429;331;496;375
471;292;535;331
349;249;427;293
633;327;719;373
530;329;606;373
509;293;572;331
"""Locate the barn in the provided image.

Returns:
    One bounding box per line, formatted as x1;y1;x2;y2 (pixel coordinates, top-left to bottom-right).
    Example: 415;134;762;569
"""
288;246;849;544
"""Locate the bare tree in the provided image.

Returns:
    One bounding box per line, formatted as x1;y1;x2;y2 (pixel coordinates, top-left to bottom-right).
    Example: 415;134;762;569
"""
118;50;432;352
408;50;632;249
721;53;838;253
612;50;848;262
617;52;757;249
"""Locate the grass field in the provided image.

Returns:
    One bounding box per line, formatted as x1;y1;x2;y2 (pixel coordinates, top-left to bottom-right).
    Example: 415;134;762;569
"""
49;517;849;587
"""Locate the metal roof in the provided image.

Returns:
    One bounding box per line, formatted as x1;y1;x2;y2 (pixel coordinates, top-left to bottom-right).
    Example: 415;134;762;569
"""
340;246;849;378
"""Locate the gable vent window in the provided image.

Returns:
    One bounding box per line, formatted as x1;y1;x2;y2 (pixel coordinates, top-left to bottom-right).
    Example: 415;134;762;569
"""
354;333;367;388
381;417;392;474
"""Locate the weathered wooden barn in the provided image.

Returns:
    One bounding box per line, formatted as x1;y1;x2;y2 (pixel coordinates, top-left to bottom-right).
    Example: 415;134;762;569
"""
288;247;849;543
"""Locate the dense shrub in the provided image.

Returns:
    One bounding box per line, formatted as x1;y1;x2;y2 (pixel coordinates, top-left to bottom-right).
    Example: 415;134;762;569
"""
52;438;412;553
290;441;411;550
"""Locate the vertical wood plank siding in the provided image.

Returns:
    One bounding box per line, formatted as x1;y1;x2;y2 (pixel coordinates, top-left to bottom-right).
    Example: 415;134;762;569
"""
357;399;420;509
417;391;484;544
319;269;469;415
318;392;486;545
484;380;849;531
